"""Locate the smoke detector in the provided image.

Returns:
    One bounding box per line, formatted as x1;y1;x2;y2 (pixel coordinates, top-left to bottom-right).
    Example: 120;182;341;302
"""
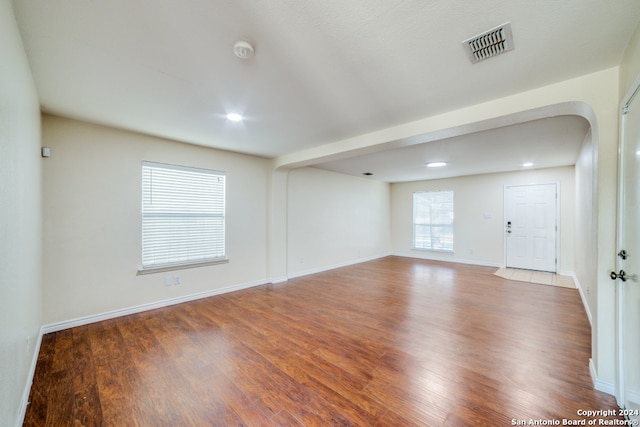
233;40;255;59
462;22;514;63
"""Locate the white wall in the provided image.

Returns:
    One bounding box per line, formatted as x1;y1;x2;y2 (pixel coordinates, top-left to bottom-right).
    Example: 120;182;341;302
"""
0;1;43;425
574;129;597;323
42;115;270;325
287;167;390;276
391;167;575;273
620;19;640;100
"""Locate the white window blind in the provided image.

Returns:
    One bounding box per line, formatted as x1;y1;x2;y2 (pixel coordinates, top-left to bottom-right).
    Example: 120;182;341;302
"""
413;190;454;252
142;161;226;270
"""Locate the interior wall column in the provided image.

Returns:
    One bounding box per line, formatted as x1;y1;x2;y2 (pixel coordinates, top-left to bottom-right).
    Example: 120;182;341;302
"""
267;166;289;283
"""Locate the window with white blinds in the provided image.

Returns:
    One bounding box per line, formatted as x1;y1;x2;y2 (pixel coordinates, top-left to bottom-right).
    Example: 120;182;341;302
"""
413;190;454;252
141;161;226;270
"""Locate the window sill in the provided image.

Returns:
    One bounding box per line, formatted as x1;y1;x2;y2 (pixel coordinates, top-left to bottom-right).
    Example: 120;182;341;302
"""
412;248;454;254
137;258;229;275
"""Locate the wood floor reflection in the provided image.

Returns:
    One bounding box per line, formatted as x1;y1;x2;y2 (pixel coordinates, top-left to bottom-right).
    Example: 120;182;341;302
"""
24;256;622;426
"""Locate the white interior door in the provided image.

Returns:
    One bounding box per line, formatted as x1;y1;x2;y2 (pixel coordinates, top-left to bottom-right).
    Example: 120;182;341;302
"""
505;183;557;272
616;81;640;422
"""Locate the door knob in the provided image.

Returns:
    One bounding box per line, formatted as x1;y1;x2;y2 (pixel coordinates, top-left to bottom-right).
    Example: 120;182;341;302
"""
610;270;627;281
619;270;627;281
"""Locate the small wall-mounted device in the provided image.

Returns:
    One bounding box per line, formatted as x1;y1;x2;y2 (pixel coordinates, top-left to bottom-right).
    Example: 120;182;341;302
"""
41;147;51;157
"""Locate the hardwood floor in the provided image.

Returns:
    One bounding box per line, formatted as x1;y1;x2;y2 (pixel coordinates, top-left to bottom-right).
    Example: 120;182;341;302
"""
24;257;623;426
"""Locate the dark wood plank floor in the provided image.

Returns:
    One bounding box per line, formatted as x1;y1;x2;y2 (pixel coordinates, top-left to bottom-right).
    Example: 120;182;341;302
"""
24;256;623;426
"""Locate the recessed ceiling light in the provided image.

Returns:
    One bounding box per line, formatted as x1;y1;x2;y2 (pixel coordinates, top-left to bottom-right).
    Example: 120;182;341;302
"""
426;162;447;168
363;172;373;176
226;113;243;122
522;162;534;167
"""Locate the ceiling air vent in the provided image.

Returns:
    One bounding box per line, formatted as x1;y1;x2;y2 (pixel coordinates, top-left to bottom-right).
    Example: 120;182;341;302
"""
462;22;514;64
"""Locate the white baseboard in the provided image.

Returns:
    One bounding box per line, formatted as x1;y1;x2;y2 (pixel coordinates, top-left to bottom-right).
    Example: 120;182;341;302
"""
269;276;289;284
39;254;505;334
572;273;593;327
287;253;390;280
628;390;640;409
42;279;269;334
590;358;616;396
391;251;502;268
17;327;44;427
41;254;392;333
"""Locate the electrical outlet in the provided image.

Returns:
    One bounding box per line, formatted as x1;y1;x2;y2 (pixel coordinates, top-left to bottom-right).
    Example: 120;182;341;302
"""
174;275;181;285
164;276;173;286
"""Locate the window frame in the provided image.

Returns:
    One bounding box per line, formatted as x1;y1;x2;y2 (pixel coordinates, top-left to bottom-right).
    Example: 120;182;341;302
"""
139;161;227;274
412;190;454;253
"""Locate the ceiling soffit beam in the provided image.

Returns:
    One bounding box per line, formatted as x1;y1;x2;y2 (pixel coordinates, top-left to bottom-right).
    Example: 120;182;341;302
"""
274;101;596;171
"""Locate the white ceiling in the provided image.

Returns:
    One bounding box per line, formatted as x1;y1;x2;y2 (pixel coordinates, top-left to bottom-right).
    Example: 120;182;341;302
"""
12;0;640;181
314;115;590;182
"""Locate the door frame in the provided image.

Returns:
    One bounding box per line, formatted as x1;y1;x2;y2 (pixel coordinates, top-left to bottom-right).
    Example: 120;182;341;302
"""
503;182;561;273
615;73;640;409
